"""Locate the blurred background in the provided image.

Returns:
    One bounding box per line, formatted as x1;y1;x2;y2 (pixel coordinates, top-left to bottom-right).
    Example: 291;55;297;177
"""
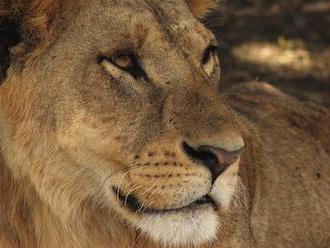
211;0;330;108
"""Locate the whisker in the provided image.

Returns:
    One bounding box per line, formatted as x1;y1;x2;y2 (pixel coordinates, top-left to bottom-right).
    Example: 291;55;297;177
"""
143;183;161;210
116;170;132;202
145;172;173;210
124;184;144;207
100;164;149;201
137;177;162;212
102;163;153;187
203;16;219;26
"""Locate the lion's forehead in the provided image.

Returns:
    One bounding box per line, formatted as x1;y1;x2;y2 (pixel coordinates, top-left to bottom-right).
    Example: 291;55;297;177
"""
145;0;207;38
70;0;205;48
94;0;201;35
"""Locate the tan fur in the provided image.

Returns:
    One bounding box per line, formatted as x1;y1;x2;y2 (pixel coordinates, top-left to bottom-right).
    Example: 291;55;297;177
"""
186;0;218;17
0;1;330;248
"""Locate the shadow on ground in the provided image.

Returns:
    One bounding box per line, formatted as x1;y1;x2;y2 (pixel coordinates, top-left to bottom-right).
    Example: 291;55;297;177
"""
211;1;330;107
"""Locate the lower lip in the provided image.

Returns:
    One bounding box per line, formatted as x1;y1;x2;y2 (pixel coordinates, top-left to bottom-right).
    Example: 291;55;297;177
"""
113;187;218;214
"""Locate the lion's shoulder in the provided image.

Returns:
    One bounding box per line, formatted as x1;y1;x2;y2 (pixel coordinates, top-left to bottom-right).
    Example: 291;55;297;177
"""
223;82;330;153
225;82;330;248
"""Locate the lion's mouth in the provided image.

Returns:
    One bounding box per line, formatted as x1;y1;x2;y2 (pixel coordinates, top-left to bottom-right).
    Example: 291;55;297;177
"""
112;187;218;214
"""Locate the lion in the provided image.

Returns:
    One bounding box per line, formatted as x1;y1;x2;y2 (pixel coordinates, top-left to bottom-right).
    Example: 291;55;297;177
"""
0;0;329;247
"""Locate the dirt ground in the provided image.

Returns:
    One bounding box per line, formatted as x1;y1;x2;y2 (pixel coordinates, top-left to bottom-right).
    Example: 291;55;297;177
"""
211;0;330;108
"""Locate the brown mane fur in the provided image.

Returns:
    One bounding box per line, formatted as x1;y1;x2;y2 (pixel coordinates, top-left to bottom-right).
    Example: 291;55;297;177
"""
186;0;218;17
1;0;63;43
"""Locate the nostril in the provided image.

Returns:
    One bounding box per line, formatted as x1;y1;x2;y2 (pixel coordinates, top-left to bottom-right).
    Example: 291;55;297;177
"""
182;142;222;183
182;142;244;183
182;142;218;167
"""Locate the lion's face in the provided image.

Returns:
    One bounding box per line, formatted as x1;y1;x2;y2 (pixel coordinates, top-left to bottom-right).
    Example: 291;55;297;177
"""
1;0;244;247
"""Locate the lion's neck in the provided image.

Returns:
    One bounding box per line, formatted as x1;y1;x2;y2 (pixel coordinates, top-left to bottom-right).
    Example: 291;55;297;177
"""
0;154;71;247
0;153;141;248
0;154;37;246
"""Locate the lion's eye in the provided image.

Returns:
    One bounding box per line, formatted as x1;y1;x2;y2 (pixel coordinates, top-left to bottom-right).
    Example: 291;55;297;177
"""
98;51;148;81
202;45;219;78
110;51;134;70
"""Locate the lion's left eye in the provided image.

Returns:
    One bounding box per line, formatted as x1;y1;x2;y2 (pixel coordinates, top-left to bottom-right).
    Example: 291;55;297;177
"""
202;45;219;78
110;51;135;70
98;51;148;81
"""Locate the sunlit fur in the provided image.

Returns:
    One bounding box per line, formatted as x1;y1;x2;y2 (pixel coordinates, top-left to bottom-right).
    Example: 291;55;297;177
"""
186;0;218;17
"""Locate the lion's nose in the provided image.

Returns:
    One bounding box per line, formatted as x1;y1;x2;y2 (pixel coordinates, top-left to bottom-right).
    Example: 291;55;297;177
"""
182;142;244;183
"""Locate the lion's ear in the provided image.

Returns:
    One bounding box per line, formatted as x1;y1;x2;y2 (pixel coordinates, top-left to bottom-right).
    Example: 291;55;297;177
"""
0;0;67;46
186;0;218;18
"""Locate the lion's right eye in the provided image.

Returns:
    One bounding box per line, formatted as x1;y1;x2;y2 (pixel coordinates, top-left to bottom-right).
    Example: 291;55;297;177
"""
98;51;148;81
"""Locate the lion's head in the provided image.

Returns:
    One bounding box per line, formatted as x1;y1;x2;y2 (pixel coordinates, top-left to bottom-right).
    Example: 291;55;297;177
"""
0;0;245;247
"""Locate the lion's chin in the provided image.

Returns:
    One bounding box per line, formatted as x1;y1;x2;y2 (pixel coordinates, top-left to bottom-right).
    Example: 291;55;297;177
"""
136;205;219;247
111;188;220;246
